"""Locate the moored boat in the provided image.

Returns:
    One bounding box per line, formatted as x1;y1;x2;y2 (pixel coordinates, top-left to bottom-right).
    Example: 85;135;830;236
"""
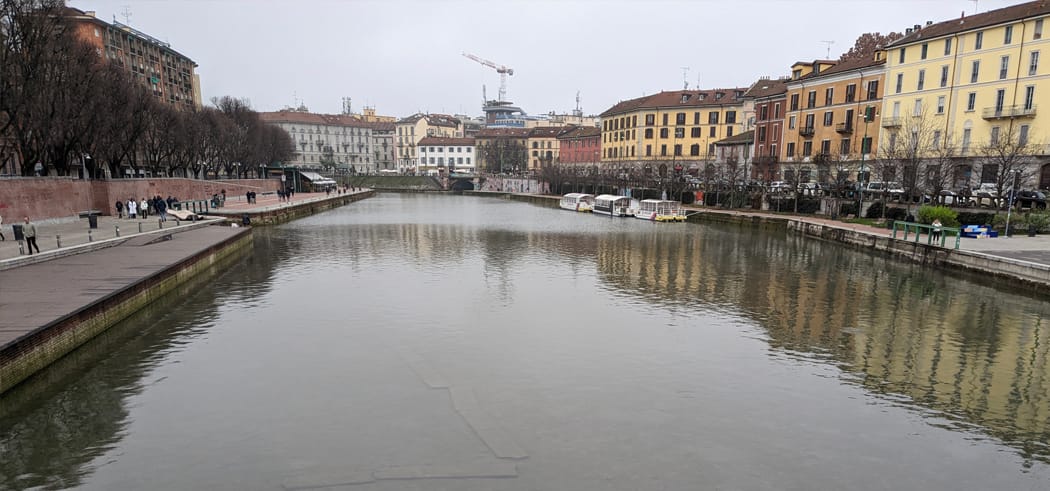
632;199;686;222
593;195;634;217
559;193;595;212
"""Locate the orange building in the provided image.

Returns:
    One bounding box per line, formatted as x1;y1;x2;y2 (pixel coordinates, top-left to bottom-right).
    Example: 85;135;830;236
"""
781;54;885;184
65;7;201;111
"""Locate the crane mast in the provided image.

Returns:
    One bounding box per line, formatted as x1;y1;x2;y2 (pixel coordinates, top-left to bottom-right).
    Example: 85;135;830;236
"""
462;52;514;102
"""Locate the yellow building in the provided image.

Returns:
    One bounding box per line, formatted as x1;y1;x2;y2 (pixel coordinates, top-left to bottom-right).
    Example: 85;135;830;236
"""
526;126;567;171
781;55;885;183
882;1;1050;189
599;88;753;172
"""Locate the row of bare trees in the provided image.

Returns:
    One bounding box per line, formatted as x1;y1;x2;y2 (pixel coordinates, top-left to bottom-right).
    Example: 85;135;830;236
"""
0;0;294;178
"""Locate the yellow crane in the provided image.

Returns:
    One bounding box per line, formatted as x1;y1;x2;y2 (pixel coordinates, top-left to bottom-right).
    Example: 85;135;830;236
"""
462;52;514;102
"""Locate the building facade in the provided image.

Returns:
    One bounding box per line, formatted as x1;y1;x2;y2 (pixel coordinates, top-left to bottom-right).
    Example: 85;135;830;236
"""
260;110;383;173
712;130;756;182
599;88;754;174
526;126;566;171
557;126;602;166
395;114;463;173
474;128;530;174
417;137;476;175
882;0;1050;190
782;56;885;184
748;78;789;182
66;8;201;111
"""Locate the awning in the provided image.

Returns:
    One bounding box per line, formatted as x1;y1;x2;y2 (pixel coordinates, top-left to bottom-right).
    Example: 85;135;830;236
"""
299;171;337;186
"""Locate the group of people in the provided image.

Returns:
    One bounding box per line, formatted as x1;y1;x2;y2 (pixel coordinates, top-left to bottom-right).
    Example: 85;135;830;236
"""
245;190;258;204
115;196;178;221
277;186;296;202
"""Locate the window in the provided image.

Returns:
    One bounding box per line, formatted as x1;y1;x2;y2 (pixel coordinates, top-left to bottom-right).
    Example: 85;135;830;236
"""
758;126;767;142
1000;55;1010;79
895;73;903;93
866;80;879;100
940;65;949;87
760;105;769;120
944;38;952;56
914;99;923;116
676;112;686;125
807;90;817;108
1020;124;1030;146
967;92;976;111
1005;25;1014;44
644;128;653;139
660;128;669;138
1037;19;1044;40
788;115;796;129
662;114;668;125
962;128;972;153
660;144;667;156
821;139;831;156
990;126;1000;145
693;112;700;125
921;43;928;59
975;31;983;50
995;88;1006;112
727;127;734;137
674;127;685;138
786;142;796;157
932;130;942;149
774;103;782;118
937;96;946;114
861;136;872;155
971;60;980;83
840;138;851;155
1030;51;1040;76
632;116;637;127
772;124;779;142
917;69;925;90
790;94;800;111
726;111;736;124
803;141;813;157
892;101;901;118
1025;85;1035;111
690;144;700;156
898;48;906;63
691;127;700;137
770;144;778;157
645;144;652;156
804;114;815;129
709;127;716;137
674;144;682;156
645;114;655;126
709;112;720;124
825;87;834;105
845;84;856;103
823;112;833;126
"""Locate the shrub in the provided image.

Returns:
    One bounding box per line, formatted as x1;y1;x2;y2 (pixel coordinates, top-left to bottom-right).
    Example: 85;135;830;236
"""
1027;212;1050;233
839;202;859;217
864;201;885;219
885;207;909;221
956;211;995;226
917;205;959;227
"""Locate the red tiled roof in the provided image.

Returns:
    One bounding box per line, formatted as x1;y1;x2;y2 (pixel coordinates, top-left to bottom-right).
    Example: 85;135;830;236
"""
889;0;1050;47
476;128;531;138
744;77;791;99
418;137;475;146
556;126;601;140
600;87;751;117
396;113;461;128
259;110;376;128
528;126;570;138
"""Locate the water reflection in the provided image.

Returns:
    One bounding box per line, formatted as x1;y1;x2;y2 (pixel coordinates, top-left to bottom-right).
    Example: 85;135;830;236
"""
0;193;1047;490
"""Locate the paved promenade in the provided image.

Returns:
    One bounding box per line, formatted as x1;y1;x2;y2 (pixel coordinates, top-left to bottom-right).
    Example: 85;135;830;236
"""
0;226;246;349
207;189;367;216
0;215;209;262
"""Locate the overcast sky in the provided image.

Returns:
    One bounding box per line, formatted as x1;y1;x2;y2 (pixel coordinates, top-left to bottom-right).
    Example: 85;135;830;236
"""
71;0;1020;118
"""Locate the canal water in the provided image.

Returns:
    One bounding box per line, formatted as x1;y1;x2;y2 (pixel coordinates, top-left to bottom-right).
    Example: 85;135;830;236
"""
2;193;1049;491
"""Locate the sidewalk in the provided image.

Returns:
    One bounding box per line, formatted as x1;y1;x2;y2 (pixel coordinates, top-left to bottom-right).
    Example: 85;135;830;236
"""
0;215;206;262
207;189;368;216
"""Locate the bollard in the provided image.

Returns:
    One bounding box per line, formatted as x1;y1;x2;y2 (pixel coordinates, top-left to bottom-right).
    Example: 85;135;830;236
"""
138;222;143;233
159;219;164;229
88;229;93;242
56;234;62;248
115;225;120;237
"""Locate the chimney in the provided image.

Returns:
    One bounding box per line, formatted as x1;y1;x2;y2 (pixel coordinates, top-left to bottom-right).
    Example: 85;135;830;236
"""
926;21;933;26
914;24;921;31
906;27;913;34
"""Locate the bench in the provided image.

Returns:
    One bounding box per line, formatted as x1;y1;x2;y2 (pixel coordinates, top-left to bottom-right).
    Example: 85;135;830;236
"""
77;210;101;219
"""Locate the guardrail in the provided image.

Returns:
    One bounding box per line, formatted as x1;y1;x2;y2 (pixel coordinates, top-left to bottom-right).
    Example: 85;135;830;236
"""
891;221;961;249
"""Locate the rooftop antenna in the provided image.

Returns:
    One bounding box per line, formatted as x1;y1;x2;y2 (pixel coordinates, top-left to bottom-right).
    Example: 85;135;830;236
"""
820;40;835;59
120;5;131;25
697;73;701;90
574;90;582;117
970;0;979;14
681;66;690;90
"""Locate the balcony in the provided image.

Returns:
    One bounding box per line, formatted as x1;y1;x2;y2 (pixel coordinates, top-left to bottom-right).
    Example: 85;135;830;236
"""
835;123;854;134
798;126;815;137
982;105;1037;120
881;117;902;128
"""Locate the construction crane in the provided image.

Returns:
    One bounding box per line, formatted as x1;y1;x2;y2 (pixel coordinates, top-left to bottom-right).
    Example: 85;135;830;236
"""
462;52;514;102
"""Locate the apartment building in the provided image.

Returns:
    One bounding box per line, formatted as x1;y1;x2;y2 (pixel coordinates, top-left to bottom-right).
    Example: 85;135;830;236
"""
417;137;475;175
395;114;463;173
748;77;790;182
557;126;602;166
260;110;386;173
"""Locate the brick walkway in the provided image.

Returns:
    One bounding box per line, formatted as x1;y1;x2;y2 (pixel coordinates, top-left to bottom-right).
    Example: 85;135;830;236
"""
0;216;211;262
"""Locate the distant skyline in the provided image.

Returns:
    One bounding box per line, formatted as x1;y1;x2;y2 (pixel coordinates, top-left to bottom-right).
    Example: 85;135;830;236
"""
71;0;1022;118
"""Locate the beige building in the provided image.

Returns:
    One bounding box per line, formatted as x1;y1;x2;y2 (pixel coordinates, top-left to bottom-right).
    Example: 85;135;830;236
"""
395;114;463;173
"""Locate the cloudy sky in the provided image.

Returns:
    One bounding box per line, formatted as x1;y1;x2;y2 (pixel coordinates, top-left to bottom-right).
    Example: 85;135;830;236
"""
71;0;1020;118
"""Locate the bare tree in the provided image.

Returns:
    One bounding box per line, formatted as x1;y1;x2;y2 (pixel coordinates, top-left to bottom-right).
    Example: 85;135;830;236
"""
876;105;943;215
978;123;1042;204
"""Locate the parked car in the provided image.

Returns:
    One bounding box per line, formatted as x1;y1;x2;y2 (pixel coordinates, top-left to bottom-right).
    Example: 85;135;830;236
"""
936;189;961;205
769;181;792;193
798;182;822;196
885;182;905;198
865;181;886;195
1016;190;1047;209
960;185;998;207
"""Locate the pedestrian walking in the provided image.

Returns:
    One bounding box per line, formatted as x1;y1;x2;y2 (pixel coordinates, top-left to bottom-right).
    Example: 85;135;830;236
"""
23;216;39;254
127;198;137;219
140;197;149;219
115;200;124;218
156;196;168;222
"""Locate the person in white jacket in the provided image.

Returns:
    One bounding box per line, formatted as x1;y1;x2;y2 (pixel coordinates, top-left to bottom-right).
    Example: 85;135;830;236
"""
127;198;138;219
140;197;149;219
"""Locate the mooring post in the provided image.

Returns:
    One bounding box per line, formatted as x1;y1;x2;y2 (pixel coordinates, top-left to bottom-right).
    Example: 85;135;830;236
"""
115;225;120;237
88;229;93;242
138;222;143;233
56;235;61;248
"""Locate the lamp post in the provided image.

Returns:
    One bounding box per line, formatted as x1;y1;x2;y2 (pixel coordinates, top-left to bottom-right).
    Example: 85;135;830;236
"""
1005;169;1021;236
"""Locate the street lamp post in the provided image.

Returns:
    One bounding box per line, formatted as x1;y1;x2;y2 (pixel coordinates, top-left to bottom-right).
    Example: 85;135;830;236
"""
1005;170;1021;236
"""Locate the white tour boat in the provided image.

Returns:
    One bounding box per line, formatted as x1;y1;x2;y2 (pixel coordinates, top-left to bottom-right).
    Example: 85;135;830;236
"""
632;199;686;222
559;193;595;212
593;195;634;217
